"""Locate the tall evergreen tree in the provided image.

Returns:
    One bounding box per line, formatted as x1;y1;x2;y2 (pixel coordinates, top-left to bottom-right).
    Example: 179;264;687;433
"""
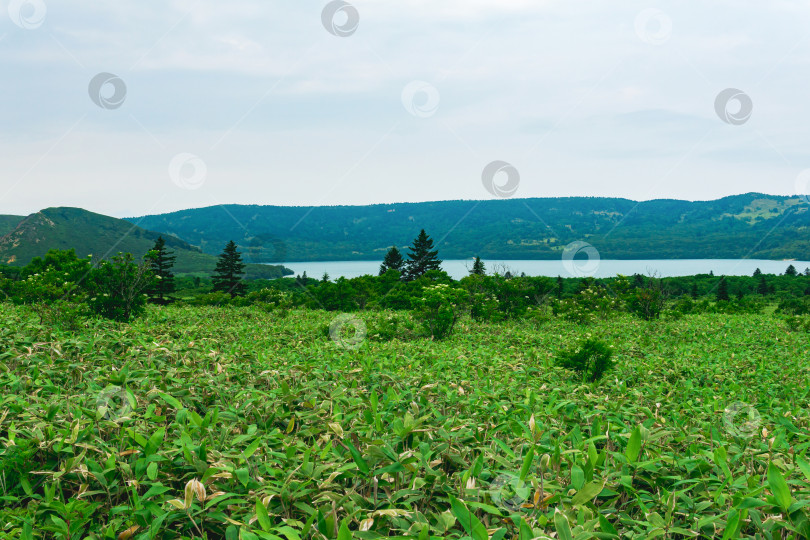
716;276;730;302
757;275;769;295
379;246;404;275
785;264;798;276
212;240;246;297
470;256;486;276
146;236;176;304
753;268;762;277
403;229;442;281
556;276;564;298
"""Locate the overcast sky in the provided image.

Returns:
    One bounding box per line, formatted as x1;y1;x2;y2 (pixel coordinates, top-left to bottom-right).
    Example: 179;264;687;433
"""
2;0;810;217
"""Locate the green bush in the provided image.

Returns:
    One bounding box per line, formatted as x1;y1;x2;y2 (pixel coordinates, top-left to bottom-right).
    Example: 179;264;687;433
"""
784;315;810;332
367;312;416;341
556;338;615;382
413;284;467;339
552;286;619;324
86;253;152;322
776;297;810;316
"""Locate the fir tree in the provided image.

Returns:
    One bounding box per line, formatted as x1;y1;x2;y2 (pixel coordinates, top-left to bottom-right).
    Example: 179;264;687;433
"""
470;256;486;276
753;268;762;277
716;276;729;302
211;240;247;297
403;229;442;281
146;236;176;304
379;246;404;275
785;264;798;276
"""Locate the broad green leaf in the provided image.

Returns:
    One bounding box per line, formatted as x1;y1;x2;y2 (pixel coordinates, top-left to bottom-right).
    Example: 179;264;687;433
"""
626;426;642;464
449;495;489;540
338;519;352;540
520;446;534;482
553;510;573;540
256;498;272;531
346;441;369;476
768;464;792;512
571;481;604;507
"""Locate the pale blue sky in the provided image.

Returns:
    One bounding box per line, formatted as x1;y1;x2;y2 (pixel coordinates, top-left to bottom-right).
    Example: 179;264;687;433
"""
2;0;810;217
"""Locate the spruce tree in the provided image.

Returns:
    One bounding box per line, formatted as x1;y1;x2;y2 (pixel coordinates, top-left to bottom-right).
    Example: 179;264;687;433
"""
146;236;176;304
753;268;762;277
785;264;798;276
379;246;404;275
470;256;486;276
403;229;442;281
212;240;247;297
716;276;729;302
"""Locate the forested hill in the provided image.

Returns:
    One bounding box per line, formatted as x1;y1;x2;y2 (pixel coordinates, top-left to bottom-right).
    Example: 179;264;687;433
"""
129;193;810;262
0;207;292;278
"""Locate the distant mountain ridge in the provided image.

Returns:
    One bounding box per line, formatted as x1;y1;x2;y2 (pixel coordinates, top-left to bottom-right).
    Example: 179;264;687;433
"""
129;193;810;262
0;207;291;278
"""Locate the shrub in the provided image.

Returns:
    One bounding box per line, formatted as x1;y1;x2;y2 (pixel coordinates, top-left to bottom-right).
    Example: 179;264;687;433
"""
247;288;291;308
556;338;615;382
86;253;153;322
552;286;619;324
412;284;467;339
367;312;416;341
784;315;810;332
776;297;810;316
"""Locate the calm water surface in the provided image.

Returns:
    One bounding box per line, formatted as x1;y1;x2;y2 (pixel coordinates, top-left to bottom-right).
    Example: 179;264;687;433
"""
275;259;810;280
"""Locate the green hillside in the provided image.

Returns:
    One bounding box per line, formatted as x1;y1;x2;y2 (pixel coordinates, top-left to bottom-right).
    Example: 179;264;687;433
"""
0;215;23;237
129;193;810;261
0;207;292;278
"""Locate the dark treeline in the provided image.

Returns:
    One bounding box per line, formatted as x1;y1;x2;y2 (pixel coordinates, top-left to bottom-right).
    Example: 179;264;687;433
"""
4;227;810;334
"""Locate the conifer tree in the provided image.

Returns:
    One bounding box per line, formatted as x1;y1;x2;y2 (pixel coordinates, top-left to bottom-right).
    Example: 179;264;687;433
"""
403;229;442;281
470;256;486;276
146;236;176;304
379;246;404;275
716;276;729;302
212;240;246;297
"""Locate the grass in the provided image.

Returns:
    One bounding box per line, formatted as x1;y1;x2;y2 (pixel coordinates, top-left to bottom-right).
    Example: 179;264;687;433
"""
1;305;810;538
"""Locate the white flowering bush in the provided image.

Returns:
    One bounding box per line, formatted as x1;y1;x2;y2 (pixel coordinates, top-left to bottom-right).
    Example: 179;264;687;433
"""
552;286;619;324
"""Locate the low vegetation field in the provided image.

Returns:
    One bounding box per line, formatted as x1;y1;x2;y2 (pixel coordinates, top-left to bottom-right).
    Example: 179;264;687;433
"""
1;306;810;539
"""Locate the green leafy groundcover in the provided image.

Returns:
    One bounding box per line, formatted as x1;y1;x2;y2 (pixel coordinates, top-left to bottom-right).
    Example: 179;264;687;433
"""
1;305;809;539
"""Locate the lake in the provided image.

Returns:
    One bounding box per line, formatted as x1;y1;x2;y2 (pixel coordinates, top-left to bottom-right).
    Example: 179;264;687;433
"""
276;259;810;280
